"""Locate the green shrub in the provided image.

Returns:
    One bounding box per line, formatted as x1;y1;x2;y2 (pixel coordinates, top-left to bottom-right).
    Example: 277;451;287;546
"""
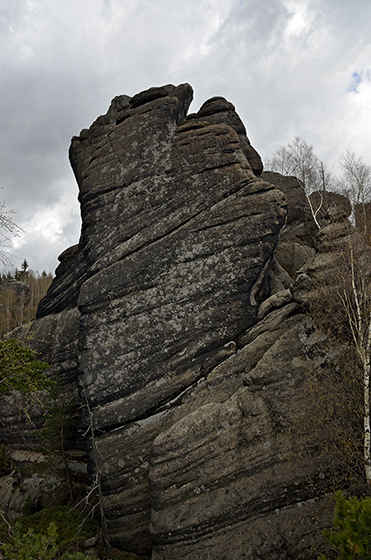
0;521;59;560
319;491;371;559
0;338;51;395
0;515;94;559
14;505;96;549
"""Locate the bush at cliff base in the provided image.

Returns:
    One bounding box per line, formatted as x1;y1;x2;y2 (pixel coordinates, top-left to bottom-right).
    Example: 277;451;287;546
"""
0;521;91;559
0;505;96;559
319;492;371;559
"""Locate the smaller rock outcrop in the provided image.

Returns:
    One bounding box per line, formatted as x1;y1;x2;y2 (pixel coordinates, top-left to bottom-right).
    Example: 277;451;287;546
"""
309;190;352;226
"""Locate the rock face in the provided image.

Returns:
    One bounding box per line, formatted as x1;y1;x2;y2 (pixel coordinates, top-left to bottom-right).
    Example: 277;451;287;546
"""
2;84;341;558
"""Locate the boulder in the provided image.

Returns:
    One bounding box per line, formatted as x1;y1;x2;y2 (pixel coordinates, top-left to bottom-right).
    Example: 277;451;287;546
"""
276;240;316;276
309;190;352;225
262;171;318;246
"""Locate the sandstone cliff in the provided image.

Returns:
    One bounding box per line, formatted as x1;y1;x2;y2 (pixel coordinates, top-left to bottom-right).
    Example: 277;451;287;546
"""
0;84;345;559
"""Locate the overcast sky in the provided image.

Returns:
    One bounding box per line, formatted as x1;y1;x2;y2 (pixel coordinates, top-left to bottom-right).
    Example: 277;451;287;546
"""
1;0;371;274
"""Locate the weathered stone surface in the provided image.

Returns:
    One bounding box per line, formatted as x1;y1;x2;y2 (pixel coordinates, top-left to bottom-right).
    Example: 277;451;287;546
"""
262;171;318;247
276;240;316;276
355;201;371;235
149;309;333;560
62;84;285;553
194;96;263;176
3;85;349;558
0;307;86;518
310;190;352;225
0;308;85;465
262;171;321;278
0;472;69;520
257;287;293;319
291;220;355;309
265;255;293;294
36;244;88;317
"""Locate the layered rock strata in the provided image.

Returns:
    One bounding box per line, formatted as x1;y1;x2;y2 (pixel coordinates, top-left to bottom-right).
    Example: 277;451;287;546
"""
66;83;287;554
1;84;342;558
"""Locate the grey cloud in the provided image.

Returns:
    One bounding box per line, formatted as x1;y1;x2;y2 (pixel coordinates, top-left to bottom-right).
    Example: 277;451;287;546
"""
1;0;370;272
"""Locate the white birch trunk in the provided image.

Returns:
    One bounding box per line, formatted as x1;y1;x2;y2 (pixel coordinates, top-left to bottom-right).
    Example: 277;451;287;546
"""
364;313;371;484
346;245;371;484
304;187;321;229
364;358;371;484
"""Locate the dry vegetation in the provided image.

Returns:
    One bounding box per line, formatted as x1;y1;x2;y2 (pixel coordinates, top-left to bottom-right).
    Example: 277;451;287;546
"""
0;263;53;337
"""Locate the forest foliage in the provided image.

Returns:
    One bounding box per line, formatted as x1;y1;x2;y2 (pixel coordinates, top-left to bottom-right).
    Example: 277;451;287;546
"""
0;260;52;338
0;505;96;560
319;492;371;560
0;337;50;395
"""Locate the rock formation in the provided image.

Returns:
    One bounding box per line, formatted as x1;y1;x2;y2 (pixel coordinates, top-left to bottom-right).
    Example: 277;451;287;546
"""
0;84;347;558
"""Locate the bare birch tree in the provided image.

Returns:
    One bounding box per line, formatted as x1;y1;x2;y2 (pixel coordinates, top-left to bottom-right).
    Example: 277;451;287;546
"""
265;144;294;175
309;231;371;485
265;136;324;228
338;148;371;236
0;198;21;268
339;148;371;207
317;160;334;192
336;237;371;484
